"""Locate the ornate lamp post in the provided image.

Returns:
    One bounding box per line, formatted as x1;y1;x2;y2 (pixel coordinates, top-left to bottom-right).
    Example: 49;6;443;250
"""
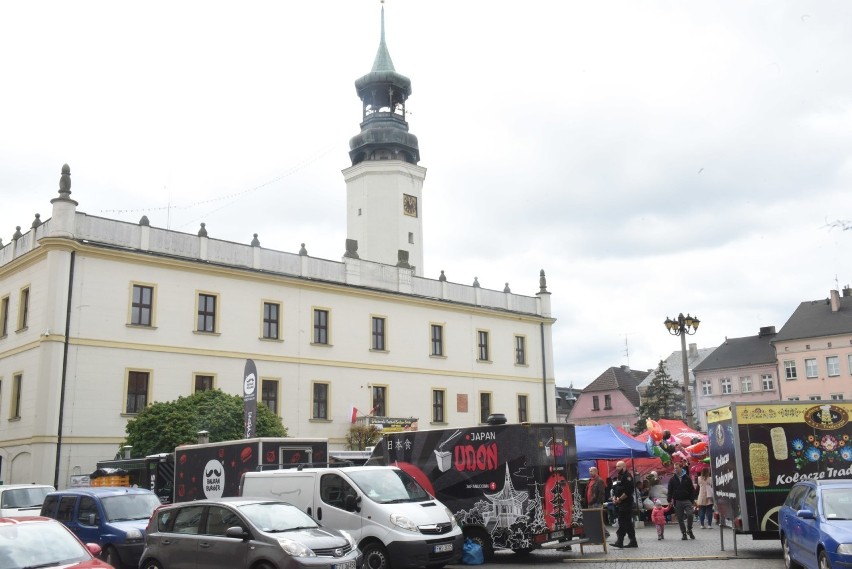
664;313;700;428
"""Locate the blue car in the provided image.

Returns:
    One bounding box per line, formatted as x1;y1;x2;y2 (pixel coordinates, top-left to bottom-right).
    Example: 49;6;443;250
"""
779;479;852;569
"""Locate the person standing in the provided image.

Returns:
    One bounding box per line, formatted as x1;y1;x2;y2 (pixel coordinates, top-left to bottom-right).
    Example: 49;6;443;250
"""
650;499;672;540
586;467;606;508
696;467;714;528
610;461;638;548
668;462;697;540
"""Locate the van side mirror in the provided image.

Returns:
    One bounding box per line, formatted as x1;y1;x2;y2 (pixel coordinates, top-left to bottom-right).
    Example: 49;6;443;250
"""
344;494;361;513
87;513;97;526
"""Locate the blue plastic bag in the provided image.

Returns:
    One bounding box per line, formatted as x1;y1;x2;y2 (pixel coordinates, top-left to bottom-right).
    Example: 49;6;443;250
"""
462;538;484;565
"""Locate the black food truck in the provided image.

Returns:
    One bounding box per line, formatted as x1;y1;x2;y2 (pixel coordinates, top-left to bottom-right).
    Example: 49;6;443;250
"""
707;401;852;539
367;422;579;560
174;437;328;502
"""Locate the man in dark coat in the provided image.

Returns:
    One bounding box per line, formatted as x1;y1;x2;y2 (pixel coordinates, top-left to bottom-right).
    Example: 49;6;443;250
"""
668;461;697;539
610;461;638;548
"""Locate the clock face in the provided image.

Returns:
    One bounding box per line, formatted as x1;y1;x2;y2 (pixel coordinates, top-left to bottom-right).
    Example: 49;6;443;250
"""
403;194;418;217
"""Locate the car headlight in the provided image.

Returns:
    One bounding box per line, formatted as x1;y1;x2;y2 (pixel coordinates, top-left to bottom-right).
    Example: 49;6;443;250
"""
837;544;852;555
278;538;316;557
125;529;143;540
390;513;419;532
339;530;357;549
444;507;458;529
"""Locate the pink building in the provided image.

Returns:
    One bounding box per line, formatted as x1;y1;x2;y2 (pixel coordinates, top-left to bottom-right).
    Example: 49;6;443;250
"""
567;365;648;431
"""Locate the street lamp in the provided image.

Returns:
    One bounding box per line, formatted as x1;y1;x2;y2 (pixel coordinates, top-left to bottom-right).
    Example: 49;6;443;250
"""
664;313;701;429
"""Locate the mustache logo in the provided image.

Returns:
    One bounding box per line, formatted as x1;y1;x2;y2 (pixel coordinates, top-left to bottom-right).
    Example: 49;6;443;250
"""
206;468;223;478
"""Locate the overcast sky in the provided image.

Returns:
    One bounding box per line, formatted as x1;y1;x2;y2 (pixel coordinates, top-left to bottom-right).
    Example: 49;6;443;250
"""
2;1;850;389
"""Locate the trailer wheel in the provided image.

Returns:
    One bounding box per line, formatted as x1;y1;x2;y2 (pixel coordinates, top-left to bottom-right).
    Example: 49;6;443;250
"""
782;536;801;569
362;542;391;569
463;527;494;562
761;506;782;532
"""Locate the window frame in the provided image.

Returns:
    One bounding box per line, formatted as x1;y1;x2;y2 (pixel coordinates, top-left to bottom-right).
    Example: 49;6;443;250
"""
830;393;844;401
371;316;387;351
17;286;30;331
432;389;446;424
826;356;840;377
476;329;490;362
805;358;818;379
762;374;775;391
129;283;155;327
430;323;444;357
604;394;612;410
592;395;600;411
784;360;798;380
701;379;712;396
371;385;387;417
740;376;752;393
125;369;151;414
514;335;527;366
0;295;10;337
312;308;331;345
312;381;329;420
262;378;280;415
479;391;492;424
720;377;732;395
262;301;282;341
517;394;528;423
11;373;23;420
196;292;218;333
193;373;215;393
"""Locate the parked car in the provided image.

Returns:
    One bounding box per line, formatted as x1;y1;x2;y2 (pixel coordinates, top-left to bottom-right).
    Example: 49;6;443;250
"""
40;486;161;569
140;497;362;569
779;479;852;569
0;516;114;568
0;483;55;517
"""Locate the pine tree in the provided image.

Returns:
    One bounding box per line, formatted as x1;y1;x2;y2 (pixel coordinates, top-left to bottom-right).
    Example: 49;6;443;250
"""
632;360;685;434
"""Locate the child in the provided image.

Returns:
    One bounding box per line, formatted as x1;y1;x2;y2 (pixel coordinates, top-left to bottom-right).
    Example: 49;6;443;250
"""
651;498;672;540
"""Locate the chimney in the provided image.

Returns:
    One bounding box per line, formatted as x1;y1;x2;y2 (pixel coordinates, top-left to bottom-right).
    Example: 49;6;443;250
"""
830;290;840;312
843;285;851;297
197;430;210;444
122;445;133;459
688;343;698;358
759;326;776;337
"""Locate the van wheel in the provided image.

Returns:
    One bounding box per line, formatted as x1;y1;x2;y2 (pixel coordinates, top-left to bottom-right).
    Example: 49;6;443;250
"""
140;561;162;569
103;546;123;569
362;542;391;569
464;528;495;562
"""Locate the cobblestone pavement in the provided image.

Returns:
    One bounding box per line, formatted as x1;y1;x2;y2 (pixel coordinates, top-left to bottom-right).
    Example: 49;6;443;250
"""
447;522;784;568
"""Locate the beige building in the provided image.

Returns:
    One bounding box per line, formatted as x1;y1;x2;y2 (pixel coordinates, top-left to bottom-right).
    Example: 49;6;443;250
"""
0;14;557;487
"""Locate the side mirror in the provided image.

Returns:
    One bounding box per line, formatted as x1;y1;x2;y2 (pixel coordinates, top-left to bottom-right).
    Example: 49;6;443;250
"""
796;509;815;520
344;494;361;513
225;526;249;540
87;513;97;526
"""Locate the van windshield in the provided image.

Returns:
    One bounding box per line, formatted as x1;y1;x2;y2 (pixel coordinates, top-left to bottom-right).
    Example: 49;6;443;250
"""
347;469;430;504
102;493;161;522
1;487;52;509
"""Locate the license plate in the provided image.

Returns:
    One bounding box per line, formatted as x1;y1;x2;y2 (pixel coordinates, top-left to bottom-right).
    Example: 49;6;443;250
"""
433;543;454;553
333;561;356;569
550;530;564;539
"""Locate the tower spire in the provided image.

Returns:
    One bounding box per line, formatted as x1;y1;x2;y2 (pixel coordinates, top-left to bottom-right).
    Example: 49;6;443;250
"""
371;4;395;72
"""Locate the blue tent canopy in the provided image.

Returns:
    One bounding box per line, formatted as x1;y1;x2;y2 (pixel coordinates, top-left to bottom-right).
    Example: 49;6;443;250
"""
576;424;652;460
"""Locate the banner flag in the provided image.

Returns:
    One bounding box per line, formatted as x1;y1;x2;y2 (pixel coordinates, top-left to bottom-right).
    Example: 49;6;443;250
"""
243;359;258;439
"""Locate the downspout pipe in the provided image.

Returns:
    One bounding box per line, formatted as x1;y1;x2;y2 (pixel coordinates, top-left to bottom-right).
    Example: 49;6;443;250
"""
54;251;75;489
540;322;548;422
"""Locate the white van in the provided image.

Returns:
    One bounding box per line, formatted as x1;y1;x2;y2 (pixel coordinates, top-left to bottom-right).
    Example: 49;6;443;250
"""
240;465;463;569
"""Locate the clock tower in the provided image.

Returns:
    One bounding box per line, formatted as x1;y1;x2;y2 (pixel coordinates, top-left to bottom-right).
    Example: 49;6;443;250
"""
343;6;426;276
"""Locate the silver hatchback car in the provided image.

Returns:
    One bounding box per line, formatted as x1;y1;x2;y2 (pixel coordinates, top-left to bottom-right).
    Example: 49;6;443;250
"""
140;498;361;569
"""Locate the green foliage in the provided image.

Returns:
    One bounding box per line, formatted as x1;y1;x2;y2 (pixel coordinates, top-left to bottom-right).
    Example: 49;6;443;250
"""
632;360;685;434
345;423;382;450
123;389;287;456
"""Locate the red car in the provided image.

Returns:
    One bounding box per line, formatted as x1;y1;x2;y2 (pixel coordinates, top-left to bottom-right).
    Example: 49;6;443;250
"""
0;516;114;568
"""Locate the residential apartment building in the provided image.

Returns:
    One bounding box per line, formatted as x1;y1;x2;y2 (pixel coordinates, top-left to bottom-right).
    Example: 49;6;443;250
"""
567;365;648;430
692;326;780;431
772;288;852;402
0;12;557;487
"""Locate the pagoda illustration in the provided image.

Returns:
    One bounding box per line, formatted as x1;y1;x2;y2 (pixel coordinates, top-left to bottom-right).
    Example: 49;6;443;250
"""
484;465;528;528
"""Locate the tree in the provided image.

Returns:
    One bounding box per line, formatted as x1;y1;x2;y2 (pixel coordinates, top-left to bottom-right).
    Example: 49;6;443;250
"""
345;423;382;450
123;389;287;456
632;360;685;434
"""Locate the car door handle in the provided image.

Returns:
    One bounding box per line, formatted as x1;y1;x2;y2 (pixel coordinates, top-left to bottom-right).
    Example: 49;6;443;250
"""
317;507;322;520
200;542;212;549
162;539;172;545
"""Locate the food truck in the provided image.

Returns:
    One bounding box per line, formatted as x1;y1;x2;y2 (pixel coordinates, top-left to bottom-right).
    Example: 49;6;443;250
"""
707;401;852;539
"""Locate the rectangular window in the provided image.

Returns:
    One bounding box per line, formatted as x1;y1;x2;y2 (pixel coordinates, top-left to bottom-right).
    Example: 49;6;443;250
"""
432;389;445;423
313;309;329;345
372;385;387;417
784;360;798;380
701;379;712;396
721;377;732;394
18;287;30;330
477;330;489;361
831;393;844;401
592;395;600;411
262;379;279;414
0;295;9;337
827;356;840;377
515;335;526;365
809;395;822;401
262;302;280;340
371;316;386;351
518;394;528;422
126;371;149;414
131;284;153;326
312;382;328;420
805;358;818;379
431;324;444;356
479;392;492;423
194;374;214;392
604;394;612;409
11;373;22;419
740;376;752;393
788;396;800;401
762;374;775;391
197;293;217;333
